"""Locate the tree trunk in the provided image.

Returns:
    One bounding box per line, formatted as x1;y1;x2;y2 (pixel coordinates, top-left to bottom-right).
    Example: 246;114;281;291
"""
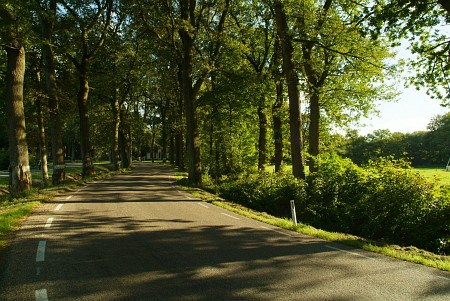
119;129;130;168
161;111;167;163
169;133;175;164
308;89;320;172
5;46;32;194
111;87;120;171
36;71;49;187
257;106;267;171
272;79;284;172
40;0;65;185
179;28;202;184
274;0;306;179
77;64;95;177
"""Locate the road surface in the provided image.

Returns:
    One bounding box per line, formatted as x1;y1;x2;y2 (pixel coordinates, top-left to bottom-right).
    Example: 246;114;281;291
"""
1;162;449;300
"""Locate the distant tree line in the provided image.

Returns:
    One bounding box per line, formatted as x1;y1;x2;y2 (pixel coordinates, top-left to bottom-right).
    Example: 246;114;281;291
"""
343;113;450;166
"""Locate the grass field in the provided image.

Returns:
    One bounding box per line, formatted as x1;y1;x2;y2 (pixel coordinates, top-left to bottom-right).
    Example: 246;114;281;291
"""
414;167;450;186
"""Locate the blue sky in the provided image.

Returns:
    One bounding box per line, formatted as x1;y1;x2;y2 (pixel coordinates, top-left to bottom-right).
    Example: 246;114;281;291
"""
357;86;449;135
356;37;450;136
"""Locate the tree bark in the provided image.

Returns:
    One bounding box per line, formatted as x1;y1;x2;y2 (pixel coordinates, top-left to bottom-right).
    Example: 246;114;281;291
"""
179;0;202;184
36;70;49;186
40;0;66;184
111;87;120;171
274;0;306;179
272;79;284;172
257;106;268;171
77;63;95;176
308;89;320;172
5;46;32;194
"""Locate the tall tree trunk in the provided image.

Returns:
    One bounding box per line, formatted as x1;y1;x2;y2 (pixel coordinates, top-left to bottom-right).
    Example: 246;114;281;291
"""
77;64;95;177
274;0;306;179
36;70;49;187
169;133;175;164
257;106;267;171
111;88;120;171
272;79;284;172
308;89;320;172
5;46;32;194
179;27;202;184
119;129;130;168
40;0;65;185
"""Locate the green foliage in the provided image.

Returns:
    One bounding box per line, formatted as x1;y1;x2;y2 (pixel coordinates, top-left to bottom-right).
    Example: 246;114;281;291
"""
344;113;450;166
219;171;306;217
216;153;450;254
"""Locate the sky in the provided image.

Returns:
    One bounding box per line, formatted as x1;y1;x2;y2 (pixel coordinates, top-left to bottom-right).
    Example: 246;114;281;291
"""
355;38;450;136
356;86;449;136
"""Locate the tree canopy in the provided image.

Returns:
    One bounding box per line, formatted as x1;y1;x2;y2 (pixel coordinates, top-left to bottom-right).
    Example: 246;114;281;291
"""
1;0;448;191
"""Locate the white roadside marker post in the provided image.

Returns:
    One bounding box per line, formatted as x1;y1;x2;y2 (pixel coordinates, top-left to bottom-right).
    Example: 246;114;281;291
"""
290;200;298;227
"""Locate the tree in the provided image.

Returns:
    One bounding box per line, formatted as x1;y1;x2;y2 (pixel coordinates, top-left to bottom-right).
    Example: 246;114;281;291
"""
0;3;32;193
178;0;231;184
232;1;276;171
291;0;393;172
273;0;306;179
370;1;450;105
39;0;66;184
58;0;114;177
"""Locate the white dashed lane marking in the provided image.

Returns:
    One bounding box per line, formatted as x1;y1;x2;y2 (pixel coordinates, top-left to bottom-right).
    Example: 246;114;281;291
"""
35;288;48;301
36;241;46;262
325;245;375;260
221;213;240;220
55;204;63;211
197;202;209;208
44;218;54;228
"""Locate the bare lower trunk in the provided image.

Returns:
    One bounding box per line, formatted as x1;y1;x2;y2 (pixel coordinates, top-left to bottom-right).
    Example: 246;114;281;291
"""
5;46;32;194
272;79;284;172
111;88;120;171
41;0;65;184
257;106;267;171
36;72;49;186
308;90;320;172
77;68;95;177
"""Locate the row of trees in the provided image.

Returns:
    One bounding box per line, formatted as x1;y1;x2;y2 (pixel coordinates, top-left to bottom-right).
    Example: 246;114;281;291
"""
344;113;450;166
1;1;449;194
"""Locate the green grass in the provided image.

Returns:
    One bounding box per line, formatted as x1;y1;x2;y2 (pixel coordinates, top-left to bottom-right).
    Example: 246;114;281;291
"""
176;174;450;272
413;167;450;186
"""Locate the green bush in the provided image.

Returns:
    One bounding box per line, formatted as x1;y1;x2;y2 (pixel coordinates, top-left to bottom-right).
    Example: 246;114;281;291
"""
215;154;450;254
219;171;306;217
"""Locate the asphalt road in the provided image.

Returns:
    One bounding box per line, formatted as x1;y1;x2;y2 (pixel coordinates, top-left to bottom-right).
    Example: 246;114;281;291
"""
1;162;449;300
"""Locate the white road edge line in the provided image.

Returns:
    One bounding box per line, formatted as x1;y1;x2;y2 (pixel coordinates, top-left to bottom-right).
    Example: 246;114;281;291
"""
221;213;240;220
55;204;63;211
36;241;46;262
325;245;375;260
260;226;292;237
35;288;48;301
437;276;450;281
44;218;54;228
197;202;209;208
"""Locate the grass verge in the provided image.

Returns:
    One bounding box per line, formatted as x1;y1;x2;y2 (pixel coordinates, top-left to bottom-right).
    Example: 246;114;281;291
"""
175;174;450;272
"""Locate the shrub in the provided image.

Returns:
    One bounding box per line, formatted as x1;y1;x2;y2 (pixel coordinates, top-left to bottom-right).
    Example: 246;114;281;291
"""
215;154;450;254
219;171;306;217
